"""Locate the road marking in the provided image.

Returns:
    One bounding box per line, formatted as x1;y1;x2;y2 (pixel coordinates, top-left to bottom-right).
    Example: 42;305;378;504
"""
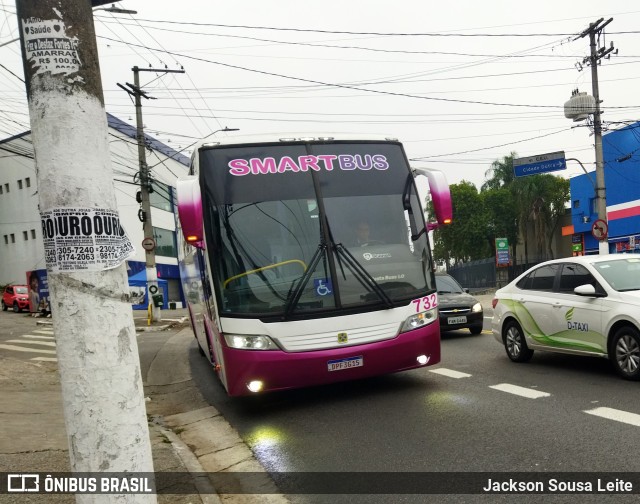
584;407;640;427
32;329;54;335
6;339;56;347
31;357;58;362
489;383;551;399
429;368;472;379
0;344;57;354
23;334;55;340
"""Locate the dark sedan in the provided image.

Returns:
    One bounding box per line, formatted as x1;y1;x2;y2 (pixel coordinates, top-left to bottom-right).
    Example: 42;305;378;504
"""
435;273;484;334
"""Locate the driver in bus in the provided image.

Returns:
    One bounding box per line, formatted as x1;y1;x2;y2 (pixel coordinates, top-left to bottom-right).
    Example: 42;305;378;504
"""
353;220;382;247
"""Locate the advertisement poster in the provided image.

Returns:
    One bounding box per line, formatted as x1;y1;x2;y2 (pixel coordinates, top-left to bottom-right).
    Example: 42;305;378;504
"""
41;208;135;273
26;269;50;315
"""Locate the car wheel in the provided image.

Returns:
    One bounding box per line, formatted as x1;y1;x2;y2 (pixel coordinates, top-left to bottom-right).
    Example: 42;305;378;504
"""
504;320;533;362
469;324;483;335
610;326;640;381
1;300;6;311
13;302;21;313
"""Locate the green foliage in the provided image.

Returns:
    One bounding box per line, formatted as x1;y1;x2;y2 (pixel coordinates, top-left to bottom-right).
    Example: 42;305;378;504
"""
430;152;571;267
432;181;491;265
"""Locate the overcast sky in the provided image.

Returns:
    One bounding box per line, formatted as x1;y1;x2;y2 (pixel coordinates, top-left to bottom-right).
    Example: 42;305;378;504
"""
1;1;639;189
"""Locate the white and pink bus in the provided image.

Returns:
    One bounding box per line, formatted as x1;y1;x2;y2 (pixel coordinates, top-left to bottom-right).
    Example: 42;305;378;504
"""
177;135;452;396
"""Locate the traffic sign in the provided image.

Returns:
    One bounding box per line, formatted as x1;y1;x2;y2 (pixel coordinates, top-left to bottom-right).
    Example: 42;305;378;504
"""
141;237;156;251
591;219;608;241
149;285;159;295
513;151;566;177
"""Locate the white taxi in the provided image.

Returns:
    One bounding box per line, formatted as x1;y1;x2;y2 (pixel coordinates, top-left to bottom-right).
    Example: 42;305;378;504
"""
492;254;640;380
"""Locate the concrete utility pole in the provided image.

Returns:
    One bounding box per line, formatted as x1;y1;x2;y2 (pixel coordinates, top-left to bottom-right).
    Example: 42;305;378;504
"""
16;1;156;502
578;18;616;255
119;66;184;322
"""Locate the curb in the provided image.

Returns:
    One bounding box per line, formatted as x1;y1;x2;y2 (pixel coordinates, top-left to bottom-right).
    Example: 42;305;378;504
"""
157;424;222;504
145;329;290;504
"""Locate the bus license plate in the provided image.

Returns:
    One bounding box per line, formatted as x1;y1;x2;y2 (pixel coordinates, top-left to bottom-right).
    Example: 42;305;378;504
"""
327;356;363;372
448;316;467;325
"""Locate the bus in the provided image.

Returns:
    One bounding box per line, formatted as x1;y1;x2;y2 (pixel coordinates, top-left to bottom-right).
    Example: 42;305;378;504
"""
176;135;452;396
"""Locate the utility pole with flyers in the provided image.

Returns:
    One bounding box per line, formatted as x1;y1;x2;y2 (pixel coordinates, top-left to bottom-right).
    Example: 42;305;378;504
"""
16;0;156;501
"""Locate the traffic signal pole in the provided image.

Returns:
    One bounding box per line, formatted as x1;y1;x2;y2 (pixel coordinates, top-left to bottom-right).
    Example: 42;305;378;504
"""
16;1;156;501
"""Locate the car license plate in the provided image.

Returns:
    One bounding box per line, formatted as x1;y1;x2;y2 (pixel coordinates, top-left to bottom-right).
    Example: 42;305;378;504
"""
447;316;467;325
327;356;363;372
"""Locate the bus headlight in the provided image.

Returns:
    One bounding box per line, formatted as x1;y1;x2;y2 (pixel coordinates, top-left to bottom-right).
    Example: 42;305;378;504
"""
400;308;437;333
224;333;279;350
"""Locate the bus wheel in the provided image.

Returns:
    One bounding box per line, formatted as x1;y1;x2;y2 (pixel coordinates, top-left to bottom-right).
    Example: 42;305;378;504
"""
504;320;533;363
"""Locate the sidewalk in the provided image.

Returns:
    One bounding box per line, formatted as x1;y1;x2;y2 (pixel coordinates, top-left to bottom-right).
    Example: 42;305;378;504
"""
0;311;288;503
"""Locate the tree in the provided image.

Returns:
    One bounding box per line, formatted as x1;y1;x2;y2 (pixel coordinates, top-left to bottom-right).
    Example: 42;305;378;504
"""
432;181;490;266
481;152;518;191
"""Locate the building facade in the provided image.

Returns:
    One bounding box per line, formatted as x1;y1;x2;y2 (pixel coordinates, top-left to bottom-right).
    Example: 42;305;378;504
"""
0;113;190;307
569;122;640;255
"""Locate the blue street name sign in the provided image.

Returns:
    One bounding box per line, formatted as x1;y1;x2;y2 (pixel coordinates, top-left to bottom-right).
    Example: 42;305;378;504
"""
513;151;566;177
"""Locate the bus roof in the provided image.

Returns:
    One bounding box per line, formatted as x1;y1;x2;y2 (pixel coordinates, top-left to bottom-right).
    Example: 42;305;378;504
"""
195;132;401;150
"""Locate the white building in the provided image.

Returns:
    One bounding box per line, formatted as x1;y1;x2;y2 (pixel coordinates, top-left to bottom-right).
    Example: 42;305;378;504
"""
0;113;190;307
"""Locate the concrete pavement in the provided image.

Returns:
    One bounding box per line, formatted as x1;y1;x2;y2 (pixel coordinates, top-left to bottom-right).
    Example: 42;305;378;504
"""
0;308;288;503
0;293;498;502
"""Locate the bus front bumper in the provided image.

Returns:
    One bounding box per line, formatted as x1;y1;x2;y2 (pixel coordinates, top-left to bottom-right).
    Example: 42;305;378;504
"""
220;325;440;396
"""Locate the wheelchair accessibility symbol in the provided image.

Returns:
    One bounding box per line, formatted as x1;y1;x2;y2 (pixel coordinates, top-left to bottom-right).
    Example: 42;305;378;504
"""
314;278;333;296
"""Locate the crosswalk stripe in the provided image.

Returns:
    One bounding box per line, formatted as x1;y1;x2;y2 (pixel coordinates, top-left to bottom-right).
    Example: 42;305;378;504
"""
31;357;58;362
32;329;54;335
585;407;640;427
23;335;55;340
7;339;56;347
489;383;550;399
429;368;472;379
0;344;57;354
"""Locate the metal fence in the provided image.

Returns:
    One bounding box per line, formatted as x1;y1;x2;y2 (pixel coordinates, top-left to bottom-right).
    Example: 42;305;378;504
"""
447;257;547;290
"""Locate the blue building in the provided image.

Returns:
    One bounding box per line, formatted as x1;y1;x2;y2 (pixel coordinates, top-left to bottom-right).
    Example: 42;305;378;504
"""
570;122;640;254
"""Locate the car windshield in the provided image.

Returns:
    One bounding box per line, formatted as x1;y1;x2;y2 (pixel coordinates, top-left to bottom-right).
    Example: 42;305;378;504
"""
593;258;640;292
14;287;28;294
435;275;464;294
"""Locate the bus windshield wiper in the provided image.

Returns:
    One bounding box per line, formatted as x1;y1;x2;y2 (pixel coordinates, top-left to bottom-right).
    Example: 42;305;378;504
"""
334;243;394;309
283;243;326;319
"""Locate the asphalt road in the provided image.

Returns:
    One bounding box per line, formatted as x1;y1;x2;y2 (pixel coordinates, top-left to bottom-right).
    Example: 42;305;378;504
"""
190;314;640;504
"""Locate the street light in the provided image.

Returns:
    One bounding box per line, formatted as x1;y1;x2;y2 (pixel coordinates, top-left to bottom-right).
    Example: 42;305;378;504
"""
93;3;137;14
205;127;240;138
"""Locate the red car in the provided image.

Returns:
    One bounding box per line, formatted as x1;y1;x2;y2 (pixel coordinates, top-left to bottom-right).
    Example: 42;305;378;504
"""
2;285;30;312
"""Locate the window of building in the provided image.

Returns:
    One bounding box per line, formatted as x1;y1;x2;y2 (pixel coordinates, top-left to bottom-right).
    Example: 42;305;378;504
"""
25;177;31;188
573;200;580;209
3;183;8;193
18;179;23;189
3;235;7;245
31;229;36;239
23;231;28;240
0;185;3;194
10;233;15;243
149;180;173;212
152;227;177;257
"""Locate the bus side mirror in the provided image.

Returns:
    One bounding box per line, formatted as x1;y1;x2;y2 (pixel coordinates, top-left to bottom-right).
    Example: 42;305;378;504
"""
177;177;205;249
413;168;453;231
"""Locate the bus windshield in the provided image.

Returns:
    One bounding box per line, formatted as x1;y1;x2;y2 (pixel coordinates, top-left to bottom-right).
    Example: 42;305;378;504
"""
200;141;434;319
